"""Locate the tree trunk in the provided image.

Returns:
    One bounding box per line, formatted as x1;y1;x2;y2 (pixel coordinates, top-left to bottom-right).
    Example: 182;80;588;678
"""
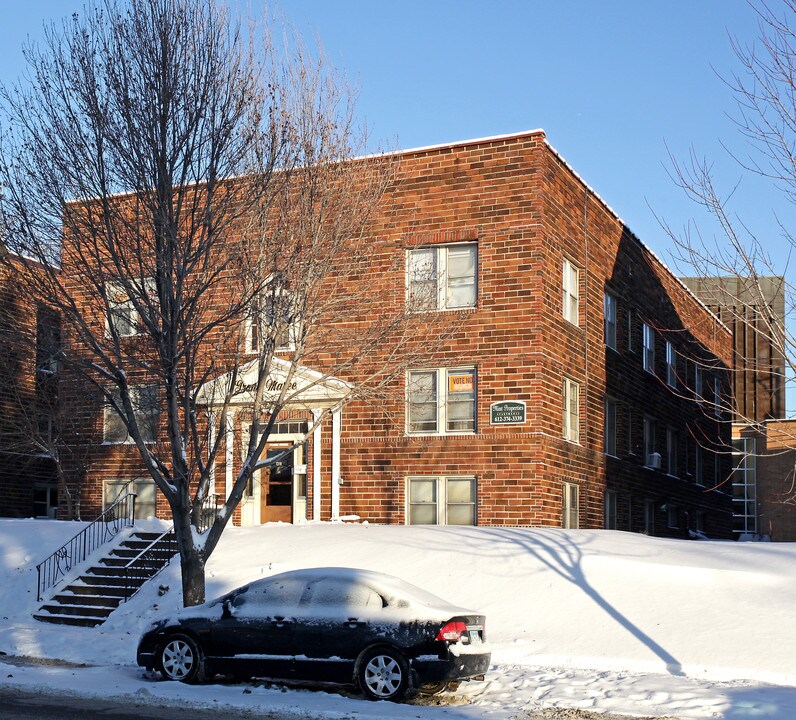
179;545;206;607
174;506;206;606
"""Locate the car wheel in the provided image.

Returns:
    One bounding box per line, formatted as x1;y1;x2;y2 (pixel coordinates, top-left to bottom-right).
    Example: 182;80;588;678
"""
159;633;205;683
356;646;415;702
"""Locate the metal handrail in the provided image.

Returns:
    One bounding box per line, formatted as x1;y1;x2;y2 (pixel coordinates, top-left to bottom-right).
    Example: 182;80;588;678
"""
198;493;221;534
123;526;178;601
35;492;137;601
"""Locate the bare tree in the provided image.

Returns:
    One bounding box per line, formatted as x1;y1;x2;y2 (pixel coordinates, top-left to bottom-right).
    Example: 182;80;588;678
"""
658;0;796;513
0;0;449;605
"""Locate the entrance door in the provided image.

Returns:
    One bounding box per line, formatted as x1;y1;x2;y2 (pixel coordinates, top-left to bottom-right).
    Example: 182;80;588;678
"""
261;446;293;523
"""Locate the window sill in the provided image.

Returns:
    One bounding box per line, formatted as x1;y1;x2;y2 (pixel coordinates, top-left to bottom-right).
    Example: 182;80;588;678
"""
563;437;580;446
406;431;477;438
102;440;155;446
604;452;620;460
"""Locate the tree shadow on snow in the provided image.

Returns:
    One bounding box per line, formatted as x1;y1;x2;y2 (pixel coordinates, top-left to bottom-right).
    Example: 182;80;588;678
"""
401;526;684;676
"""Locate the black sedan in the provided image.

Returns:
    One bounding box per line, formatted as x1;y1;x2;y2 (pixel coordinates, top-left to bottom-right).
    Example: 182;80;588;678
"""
136;567;490;702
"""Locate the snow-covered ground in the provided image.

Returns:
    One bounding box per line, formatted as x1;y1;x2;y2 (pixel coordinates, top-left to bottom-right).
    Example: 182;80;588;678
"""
1;518;795;719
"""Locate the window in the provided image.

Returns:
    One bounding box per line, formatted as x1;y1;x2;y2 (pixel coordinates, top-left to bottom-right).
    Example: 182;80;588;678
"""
694;364;703;402
106;281;139;337
103;478;156;519
644;499;655;535
604;396;617;456
562;259;579;325
667;505;679;529
604;292;617;349
695;444;703;485
666;341;677;387
732;437;757;535
713;377;722;417
408;476;476;525
407;243;477;311
694;511;706;533
407;368;476;435
103;385;158;443
643;416;656;466
562;378;580;443
106;279;154;337
604;491;617;530
642;323;655;373
666;427;678;477
36;305;61;374
247;287;297;353
563;482;580;529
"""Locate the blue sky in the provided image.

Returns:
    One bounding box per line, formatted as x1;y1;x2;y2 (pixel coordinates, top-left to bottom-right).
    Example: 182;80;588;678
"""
0;1;780;263
1;1;792;404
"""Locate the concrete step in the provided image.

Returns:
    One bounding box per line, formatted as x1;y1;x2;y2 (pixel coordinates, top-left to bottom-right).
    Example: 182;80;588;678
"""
33;612;105;628
39;602;114;618
68;583;130;597
52;592;124;609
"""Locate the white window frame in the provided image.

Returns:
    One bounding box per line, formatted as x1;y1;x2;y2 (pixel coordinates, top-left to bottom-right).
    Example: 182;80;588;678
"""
105;278;155;338
604;291;617;349
563;482;580;529
732;437;757;535
407;476;477;526
563;377;580;443
105;281;141;338
103;385;158;444
562;258;579;326
407;367;476;436
406;242;477;312
246;286;298;354
642;323;655;373
604;396;617;457
604;490;617;530
666;341;677;388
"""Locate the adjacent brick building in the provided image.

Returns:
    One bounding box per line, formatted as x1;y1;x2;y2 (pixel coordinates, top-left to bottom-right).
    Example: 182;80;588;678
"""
7;130;736;536
0;255;59;518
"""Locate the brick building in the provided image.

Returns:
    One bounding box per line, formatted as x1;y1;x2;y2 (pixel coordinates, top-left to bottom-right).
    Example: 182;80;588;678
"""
0;255;59;518
23;130;736;537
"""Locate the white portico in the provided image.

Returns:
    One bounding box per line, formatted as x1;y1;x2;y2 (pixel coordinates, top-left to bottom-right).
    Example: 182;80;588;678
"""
197;357;351;525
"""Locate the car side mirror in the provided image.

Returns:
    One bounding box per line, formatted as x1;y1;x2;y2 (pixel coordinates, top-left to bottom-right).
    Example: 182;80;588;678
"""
222;598;234;619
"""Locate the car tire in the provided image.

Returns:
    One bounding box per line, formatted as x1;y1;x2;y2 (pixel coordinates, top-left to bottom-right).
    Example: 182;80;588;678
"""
158;633;205;683
356;645;415;702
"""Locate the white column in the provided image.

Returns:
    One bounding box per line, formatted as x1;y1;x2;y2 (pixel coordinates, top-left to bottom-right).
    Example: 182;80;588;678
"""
312;409;322;522
331;406;341;519
208;410;217;495
225;411;235;501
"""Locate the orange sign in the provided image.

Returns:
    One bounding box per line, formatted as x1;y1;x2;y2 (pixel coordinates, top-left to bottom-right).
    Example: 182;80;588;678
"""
448;374;474;394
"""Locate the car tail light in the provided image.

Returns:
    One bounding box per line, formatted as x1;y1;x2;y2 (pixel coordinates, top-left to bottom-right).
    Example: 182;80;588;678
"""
436;621;467;642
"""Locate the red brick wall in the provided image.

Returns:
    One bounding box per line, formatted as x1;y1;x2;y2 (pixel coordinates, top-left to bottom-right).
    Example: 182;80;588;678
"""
56;131;734;536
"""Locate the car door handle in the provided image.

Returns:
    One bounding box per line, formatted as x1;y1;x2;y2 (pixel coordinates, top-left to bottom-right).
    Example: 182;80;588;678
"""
271;617;293;628
346;619;365;628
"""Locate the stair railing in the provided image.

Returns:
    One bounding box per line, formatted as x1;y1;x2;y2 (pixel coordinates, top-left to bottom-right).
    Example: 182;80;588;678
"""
36;492;137;601
123;526;178;601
